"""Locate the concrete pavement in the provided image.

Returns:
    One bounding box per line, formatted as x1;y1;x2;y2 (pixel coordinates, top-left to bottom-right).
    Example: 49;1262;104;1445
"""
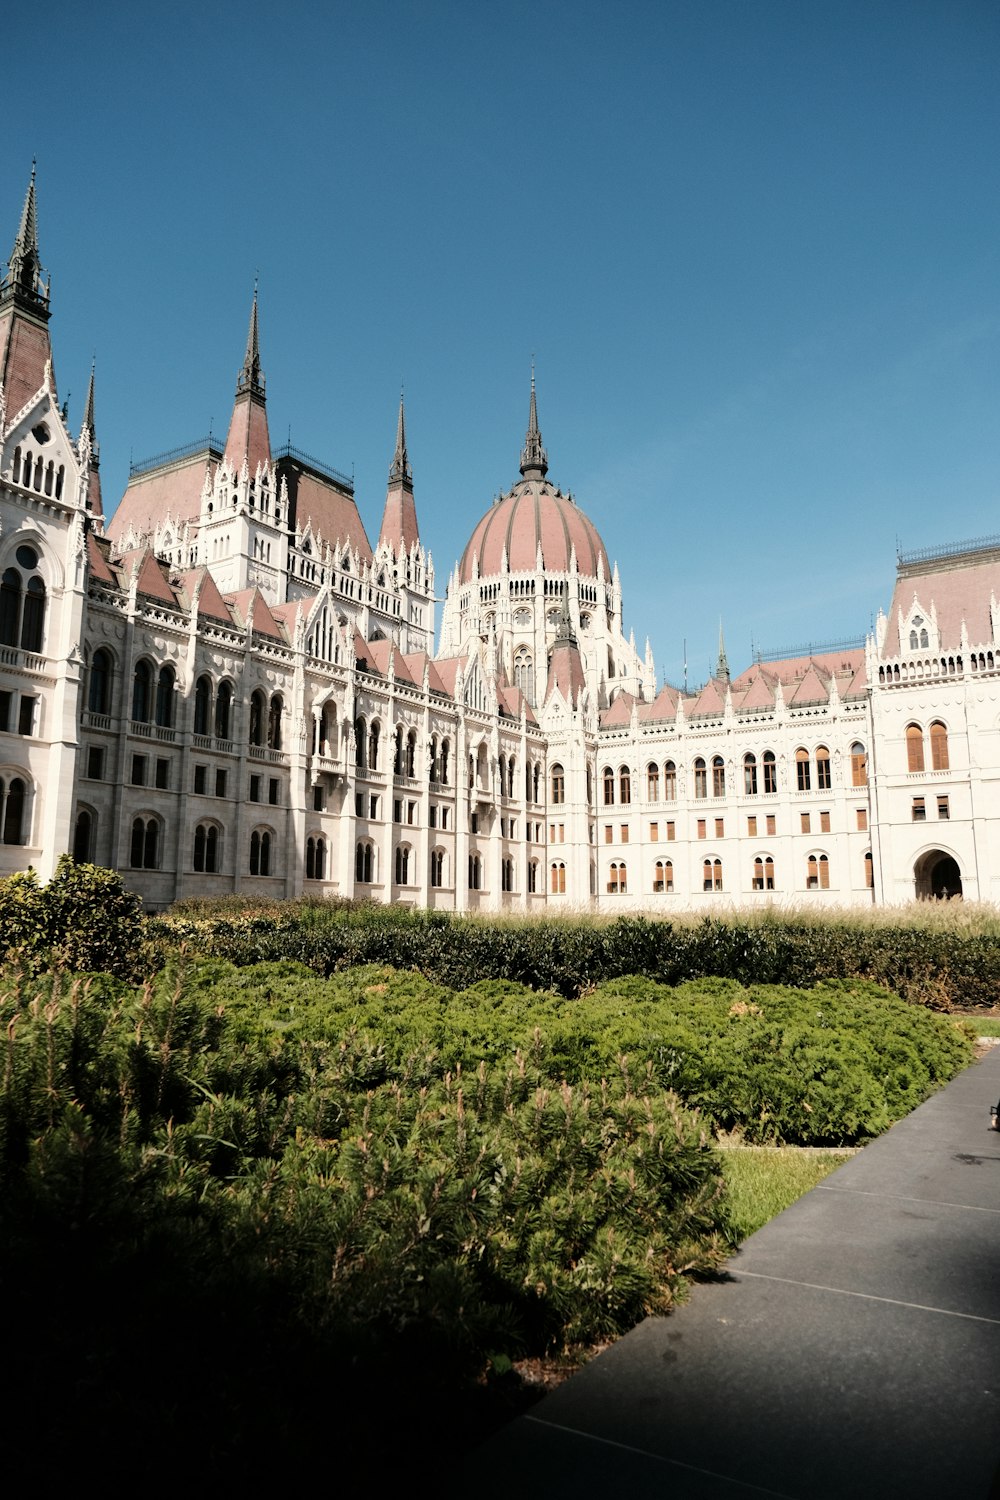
475;1046;1000;1499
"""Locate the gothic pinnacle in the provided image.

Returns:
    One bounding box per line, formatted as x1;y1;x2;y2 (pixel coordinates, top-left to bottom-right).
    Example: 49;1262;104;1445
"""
519;361;548;480
389;391;412;484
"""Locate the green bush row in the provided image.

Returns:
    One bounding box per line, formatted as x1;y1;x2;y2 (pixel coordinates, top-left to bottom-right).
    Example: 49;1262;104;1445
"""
156;901;1000;1009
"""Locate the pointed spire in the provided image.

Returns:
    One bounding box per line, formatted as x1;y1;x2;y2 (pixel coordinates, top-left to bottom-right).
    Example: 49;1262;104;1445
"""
519;361;548;479
1;161;49;318
83;357;96;440
388;391;412;485
716;619;730;682
236;280;265;399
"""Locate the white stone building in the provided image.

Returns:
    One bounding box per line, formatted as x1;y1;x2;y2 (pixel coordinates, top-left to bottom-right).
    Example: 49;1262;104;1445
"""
1;171;996;909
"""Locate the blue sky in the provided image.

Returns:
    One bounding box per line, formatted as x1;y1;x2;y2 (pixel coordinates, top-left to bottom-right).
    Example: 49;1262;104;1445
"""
5;0;999;686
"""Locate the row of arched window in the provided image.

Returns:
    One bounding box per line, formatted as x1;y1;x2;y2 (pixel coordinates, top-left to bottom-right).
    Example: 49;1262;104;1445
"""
126;817;276;873
606;852;855;894
602;744;869;805
90;651;285;750
11;447;65;499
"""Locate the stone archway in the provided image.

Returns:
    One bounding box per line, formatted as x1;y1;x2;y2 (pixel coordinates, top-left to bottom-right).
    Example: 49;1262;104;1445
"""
914;850;963;901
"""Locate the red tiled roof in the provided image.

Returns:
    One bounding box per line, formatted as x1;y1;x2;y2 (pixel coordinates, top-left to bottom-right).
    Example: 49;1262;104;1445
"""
0;304;52;418
108;451;215;544
884;554;1000;656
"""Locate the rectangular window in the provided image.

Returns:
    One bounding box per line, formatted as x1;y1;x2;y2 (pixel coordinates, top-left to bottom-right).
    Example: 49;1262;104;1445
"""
355;791;364;816
937;796;949;820
313;785;325;812
714;818;724;838
800;813;811;834
18;696;37;736
604;825;613;844
620;825;629;843
649;822;659;842
558;824;565;842
766;814;776;835
550;823;556;843
194;765;207;795
393;799;402;824
697;819;706;840
250;774;262;803
747;815;757;836
370;795;380;819
429;804;438;829
471;812;479;834
0;690;10;732
215;768;227;798
408;801;417;825
857;807;868;831
820;811;831;833
441;806;449;830
268;778;279;806
86;746;105;780
666;821;675;842
155;758;170;790
912;797;926;822
131;754;147;787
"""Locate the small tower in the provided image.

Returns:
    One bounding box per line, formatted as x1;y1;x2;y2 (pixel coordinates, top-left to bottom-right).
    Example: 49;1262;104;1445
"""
716;620;730;683
377;393;420;556
519;363;548;480
0;163;55;416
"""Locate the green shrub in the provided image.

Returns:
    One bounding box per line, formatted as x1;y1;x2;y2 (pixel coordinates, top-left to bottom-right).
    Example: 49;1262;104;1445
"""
0;856;149;980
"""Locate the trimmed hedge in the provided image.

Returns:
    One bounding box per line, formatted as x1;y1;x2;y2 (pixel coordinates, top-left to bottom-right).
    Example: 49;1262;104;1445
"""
155;903;1000;1010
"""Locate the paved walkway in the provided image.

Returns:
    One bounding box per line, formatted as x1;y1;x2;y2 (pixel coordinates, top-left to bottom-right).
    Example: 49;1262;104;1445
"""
475;1046;1000;1499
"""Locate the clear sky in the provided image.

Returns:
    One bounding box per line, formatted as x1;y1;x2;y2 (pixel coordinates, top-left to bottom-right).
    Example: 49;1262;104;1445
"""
5;0;998;687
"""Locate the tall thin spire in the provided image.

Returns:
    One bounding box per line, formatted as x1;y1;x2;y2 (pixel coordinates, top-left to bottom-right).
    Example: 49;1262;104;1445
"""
83;356;96;439
388;391;412;485
1;161;49;318
716;619;730;682
236;280;264;399
519;361;548;479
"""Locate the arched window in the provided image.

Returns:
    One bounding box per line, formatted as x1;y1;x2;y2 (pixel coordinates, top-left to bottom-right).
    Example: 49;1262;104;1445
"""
72;807;94;863
307;835;327;881
816;746;831;791
703;858;723;892
249;690;266;747
155;665;175;729
712;756;725;797
468;853;482;890
355;715;367;769
429;734;439;784
763;751;777;794
132;661;153;723
653;859;673;893
694;758;707;798
551;763;565;804
619;766;631;804
514;647;533;704
355;840;374;883
905;724;924;773
268;694;283;751
647;763;660;801
752;856;775;891
607;861;627;894
550;860;566;894
602;766;615;805
430;848;445;888
806;854;830;890
88;648;113;716
864;851;874;889
795;748;811;792
215;681;233;740
507;755;516;798
0;547;46;653
527;858;539;894
0;776;27;845
368;720;380;771
441;738;451;786
194;675;212;736
129;815;159;869
851;742;868;787
929;721;949;771
406;729;417;778
193;823;220;873
250;829;272;877
394;725;404;775
532;762;540;802
663;761;676;801
501;857;514;893
743;754;757;796
395;844;411;885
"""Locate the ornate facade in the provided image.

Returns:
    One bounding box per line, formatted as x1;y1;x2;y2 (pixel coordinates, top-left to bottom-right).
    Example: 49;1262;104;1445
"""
2;172;998;910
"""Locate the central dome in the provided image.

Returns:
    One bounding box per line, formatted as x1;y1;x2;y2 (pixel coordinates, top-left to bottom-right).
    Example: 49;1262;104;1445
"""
458;477;610;584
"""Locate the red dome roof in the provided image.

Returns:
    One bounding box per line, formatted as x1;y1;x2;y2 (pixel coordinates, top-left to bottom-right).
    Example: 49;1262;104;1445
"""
459;479;610;584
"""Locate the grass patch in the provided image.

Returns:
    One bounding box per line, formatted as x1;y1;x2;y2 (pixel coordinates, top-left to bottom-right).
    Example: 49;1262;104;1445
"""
718;1146;854;1241
961;1017;1000;1037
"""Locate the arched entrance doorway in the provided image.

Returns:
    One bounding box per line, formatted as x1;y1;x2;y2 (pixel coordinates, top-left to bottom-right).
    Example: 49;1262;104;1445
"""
914;850;963;900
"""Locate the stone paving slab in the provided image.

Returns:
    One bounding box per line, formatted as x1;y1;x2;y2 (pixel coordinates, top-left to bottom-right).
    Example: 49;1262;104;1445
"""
474;1048;1000;1499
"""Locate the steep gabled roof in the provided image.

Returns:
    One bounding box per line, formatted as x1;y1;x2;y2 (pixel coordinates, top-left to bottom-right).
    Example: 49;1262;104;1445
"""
787;663;831;706
86;530;116;585
600;690;634;727
226;587;284;640
686;676;727;717
545;639;587;708
884;552;1000;656
174;566;236;625
637;683;681;722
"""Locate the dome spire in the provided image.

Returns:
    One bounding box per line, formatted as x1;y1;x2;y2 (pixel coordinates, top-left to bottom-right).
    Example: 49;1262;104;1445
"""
519;360;548;479
388;388;412;484
236;277;264;399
